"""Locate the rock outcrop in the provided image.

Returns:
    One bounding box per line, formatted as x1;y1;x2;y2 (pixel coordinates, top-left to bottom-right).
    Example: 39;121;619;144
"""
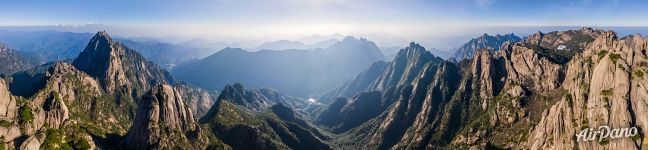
1;62;104;149
0;79;17;119
498;42;564;93
123;84;209;149
0;79;21;144
524;30;647;149
174;84;217;118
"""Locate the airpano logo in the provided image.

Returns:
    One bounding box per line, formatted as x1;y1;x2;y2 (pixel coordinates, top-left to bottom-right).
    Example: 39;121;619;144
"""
576;126;640;143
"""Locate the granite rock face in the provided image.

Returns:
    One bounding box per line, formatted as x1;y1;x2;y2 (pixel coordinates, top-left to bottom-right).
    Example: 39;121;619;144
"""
174;84;217;118
124;84;209;150
322;28;648;149
0;79;21;143
525;30;648;150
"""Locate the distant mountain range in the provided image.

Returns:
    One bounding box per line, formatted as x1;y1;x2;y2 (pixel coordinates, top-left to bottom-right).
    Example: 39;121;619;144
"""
0;30;223;69
0;30;93;64
452;33;522;60
173;36;386;98
254;39;340;51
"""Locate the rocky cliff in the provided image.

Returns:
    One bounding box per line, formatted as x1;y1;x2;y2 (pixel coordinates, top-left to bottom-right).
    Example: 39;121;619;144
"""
123;84;211;149
0;62;105;149
315;28;648;149
524;30;648;149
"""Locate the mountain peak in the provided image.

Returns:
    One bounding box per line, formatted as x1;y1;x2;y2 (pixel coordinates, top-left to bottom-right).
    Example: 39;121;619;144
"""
90;31;114;48
397;42;432;59
72;31;118;78
408;42;422;49
402;42;429;57
222;47;244;52
72;30;174;96
96;30;111;38
231;82;246;92
124;84;206;149
339;36;372;44
452;33;522;60
342;36;356;42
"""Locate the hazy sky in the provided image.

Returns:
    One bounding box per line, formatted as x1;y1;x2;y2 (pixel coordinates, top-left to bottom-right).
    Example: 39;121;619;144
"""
1;0;648;49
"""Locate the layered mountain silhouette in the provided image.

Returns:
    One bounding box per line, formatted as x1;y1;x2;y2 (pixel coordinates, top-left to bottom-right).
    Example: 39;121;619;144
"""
173;36;386;97
255;39;340;51
0;30;219;70
0;30;93;63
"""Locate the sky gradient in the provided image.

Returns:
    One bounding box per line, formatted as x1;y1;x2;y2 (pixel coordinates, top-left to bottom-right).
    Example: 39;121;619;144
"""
1;0;647;48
